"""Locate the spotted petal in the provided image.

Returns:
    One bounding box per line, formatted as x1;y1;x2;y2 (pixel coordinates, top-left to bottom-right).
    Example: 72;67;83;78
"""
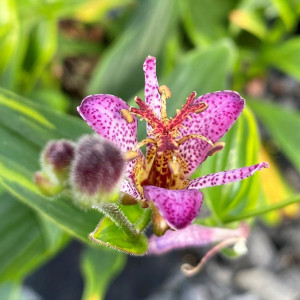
143;186;203;230
78;94;140;181
144;56;161;125
187;162;269;189
179;91;245;177
148;224;248;255
120;179;142;200
144;56;161;158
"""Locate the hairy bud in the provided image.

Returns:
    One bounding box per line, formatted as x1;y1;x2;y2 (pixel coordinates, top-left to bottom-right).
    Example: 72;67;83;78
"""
36;139;75;196
42;140;75;180
70;135;125;206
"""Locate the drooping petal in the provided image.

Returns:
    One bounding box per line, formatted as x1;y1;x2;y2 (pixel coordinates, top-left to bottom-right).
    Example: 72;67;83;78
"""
78;94;141;181
120;179;142;200
187;162;269;189
148;224;248;255
179;91;245;176
143;186;203;230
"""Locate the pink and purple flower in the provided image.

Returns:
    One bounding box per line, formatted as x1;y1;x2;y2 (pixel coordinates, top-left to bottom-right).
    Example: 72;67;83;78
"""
78;56;268;238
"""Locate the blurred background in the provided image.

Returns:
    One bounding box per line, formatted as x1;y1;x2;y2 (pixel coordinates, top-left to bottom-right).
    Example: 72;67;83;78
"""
1;0;300;299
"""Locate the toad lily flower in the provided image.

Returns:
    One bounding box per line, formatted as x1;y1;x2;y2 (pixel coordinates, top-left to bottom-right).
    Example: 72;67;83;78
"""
78;56;268;236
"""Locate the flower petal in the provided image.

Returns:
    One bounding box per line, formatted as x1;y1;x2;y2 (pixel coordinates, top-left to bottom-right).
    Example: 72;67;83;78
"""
78;94;138;152
187;162;269;189
120;179;142;200
143;56;161;156
143;186;203;230
143;56;161;123
148;224;248;255
179;91;245;176
78;94;141;181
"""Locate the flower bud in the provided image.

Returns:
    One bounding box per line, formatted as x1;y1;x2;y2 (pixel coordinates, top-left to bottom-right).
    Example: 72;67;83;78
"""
41;139;75;182
70;135;125;207
35;139;75;196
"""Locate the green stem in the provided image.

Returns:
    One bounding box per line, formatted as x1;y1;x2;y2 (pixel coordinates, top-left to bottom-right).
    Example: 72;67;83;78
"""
98;203;138;238
222;194;300;224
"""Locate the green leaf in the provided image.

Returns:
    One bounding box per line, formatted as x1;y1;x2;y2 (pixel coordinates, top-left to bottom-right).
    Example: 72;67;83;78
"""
223;194;300;223
90;203;150;255
180;0;237;46
229;9;268;39
90;217;148;255
0;192;67;282
0;0;19;73
87;0;179;99
0;88;102;243
262;37;300;81
22;17;57;92
248;99;300;173
165;40;236;114
194;106;262;223
270;0;297;30
81;246;126;300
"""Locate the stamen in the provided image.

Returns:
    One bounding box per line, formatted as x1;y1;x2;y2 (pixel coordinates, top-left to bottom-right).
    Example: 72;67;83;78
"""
168;155;181;175
124;150;140;161
120;109;134;124
207;142;225;156
179;124;187;130
124;138;157;161
177;134;214;147
135;138;157;150
159;85;172;121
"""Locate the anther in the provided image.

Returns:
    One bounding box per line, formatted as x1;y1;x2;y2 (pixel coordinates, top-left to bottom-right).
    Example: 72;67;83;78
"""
177;134;214;147
159;85;172;121
120;109;134;124
194;102;208;114
207;142;225;156
168;156;181;176
158;85;172;99
124;150;140;161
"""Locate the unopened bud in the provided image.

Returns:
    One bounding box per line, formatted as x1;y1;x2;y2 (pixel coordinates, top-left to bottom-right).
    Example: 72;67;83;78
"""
35;139;75;196
70;135;125;206
42;139;75;181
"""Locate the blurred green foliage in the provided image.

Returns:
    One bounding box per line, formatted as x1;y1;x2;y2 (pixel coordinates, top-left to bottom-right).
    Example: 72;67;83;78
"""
1;0;300;299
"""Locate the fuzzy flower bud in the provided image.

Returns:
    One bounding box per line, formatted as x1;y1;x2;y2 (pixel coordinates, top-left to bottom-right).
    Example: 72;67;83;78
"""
35;139;75;196
70;135;125;207
41;139;75;181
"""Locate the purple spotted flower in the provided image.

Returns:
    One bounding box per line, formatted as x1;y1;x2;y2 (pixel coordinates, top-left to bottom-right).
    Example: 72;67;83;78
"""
78;56;268;237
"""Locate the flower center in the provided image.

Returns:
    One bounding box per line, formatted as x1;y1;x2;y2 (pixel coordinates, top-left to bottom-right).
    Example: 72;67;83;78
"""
121;86;220;190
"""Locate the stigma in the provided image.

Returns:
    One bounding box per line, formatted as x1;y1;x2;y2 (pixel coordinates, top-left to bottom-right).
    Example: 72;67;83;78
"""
122;85;216;154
